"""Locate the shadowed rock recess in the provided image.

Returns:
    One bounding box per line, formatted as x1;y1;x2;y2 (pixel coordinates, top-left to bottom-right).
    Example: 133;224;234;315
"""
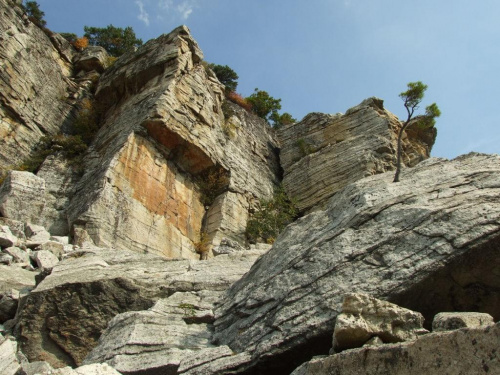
1;1;499;373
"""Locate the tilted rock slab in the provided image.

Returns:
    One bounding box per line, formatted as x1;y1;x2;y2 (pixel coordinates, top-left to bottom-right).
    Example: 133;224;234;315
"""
277;97;436;212
213;153;500;374
16;246;267;369
292;322;500;375
67;26;280;259
0;0;77;169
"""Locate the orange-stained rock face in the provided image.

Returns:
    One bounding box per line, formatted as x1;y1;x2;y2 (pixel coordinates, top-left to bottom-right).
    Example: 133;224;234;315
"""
106;133;205;258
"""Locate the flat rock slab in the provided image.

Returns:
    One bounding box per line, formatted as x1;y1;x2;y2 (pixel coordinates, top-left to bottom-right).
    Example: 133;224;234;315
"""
213;153;500;374
292;323;500;375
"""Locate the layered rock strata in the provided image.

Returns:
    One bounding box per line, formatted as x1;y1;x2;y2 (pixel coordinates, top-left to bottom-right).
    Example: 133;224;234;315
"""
0;0;78;169
277;98;436;212
15;245;268;368
66;26;280;258
213;153;500;374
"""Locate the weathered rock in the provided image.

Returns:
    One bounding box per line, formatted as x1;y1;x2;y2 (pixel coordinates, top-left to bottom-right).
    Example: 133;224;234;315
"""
16;246;266;368
3;246;30;264
33;250;59;269
36;241;65;259
51;236;70;245
0;225;17;248
0;171;46;226
278;98;436;212
212;237;246;256
25;223;51;248
44;363;122;375
432;312;495;332
0;335;21;375
213;153;500;374
0;218;25;240
84;291;220;374
0;289;19;323
21;361;54;375
82;250;266;374
74;46;109;73
0;252;13;265
0;264;36;292
67;26;280;259
332;293;426;352
36;154;80;235
0;0;77;169
291;323;500;375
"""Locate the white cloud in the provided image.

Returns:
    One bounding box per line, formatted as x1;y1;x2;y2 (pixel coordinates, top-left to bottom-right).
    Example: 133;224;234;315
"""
136;0;150;26
177;2;193;19
157;0;197;20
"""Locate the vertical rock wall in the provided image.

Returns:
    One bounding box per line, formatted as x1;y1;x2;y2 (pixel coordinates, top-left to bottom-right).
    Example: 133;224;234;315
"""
0;0;77;169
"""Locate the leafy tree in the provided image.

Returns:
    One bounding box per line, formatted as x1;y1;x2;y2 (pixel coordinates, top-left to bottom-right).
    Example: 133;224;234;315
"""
83;25;143;56
209;64;239;93
394;81;441;182
246;88;282;123
270;112;296;128
23;1;46;26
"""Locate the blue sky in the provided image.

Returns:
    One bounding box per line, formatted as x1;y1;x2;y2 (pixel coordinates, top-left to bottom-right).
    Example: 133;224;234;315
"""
36;0;500;159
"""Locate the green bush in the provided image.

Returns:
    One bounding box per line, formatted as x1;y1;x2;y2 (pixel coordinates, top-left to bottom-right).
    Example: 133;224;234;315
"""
295;138;314;157
246;88;282;123
246;186;298;244
84;25;143;57
208;64;239;93
271;112;296;128
23;1;46;27
19;134;88;173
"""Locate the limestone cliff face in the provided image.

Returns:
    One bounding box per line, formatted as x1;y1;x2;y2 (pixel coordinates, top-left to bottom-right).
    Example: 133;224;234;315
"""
0;0;78;169
278;98;436;213
66;26;280;258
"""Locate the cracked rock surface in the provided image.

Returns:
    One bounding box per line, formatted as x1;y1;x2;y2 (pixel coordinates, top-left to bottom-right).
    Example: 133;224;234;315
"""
213;153;500;374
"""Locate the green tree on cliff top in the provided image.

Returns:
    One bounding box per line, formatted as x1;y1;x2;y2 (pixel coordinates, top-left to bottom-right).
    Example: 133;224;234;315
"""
394;81;441;182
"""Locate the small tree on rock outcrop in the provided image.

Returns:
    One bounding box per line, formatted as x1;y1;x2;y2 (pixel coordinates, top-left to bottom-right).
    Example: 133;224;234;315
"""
23;1;46;26
394;81;441;182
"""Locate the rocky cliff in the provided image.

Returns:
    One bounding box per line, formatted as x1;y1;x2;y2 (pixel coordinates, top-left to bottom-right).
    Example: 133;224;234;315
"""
0;1;498;374
278;97;436;213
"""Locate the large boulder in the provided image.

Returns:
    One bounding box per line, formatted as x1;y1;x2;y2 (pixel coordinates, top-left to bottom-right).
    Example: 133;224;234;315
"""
292;323;500;375
212;153;500;374
67;26;280;259
16;246;267;368
278;98;436;212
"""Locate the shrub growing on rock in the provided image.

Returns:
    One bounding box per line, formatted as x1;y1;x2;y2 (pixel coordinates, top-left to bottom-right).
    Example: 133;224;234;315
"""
23;1;46;27
246;186;298;244
246;88;282;123
209;64;239;93
84;25;143;57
